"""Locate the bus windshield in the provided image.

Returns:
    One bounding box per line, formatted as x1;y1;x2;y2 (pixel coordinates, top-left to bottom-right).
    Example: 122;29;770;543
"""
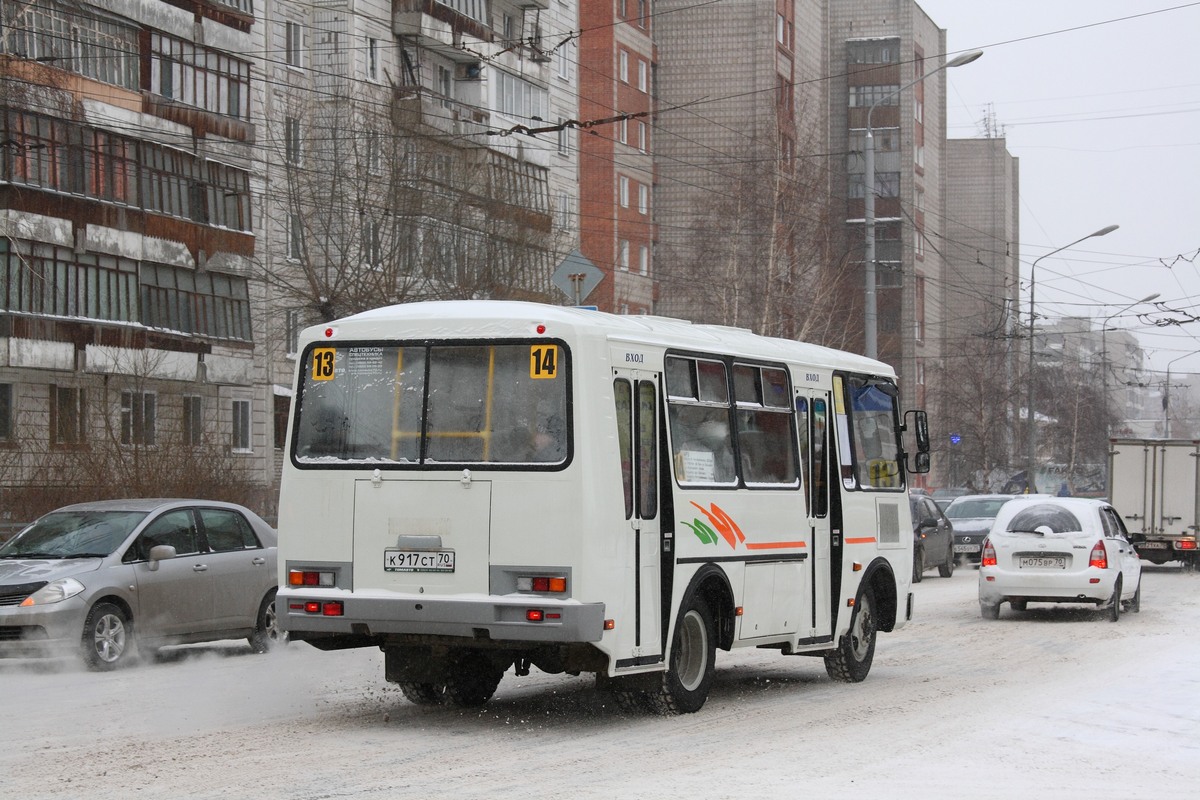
292;341;569;467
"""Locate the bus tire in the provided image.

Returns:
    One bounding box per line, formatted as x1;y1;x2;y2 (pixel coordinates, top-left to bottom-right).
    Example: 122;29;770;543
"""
443;651;504;708
399;682;446;706
647;597;716;715
824;588;876;683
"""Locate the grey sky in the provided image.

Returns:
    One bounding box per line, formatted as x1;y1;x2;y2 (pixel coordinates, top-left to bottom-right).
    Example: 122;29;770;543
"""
916;0;1200;379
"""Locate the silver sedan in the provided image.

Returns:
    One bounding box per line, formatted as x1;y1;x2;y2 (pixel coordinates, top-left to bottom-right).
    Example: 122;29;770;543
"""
0;499;284;669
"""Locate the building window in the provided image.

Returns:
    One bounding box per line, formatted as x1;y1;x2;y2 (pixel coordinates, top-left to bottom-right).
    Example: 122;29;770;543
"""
3;0;139;90
288;213;304;261
121;391;157;446
150;33;251;120
915;276;926;342
232;399;251;452
557;120;571;155
495;70;548;121
637;121;647;152
0;383;12;443
140;262;253;342
619;50;629;83
183;395;203;446
285;21;303;67
638;184;649;215
557;43;571;80
619;116;628;144
285;309;302;356
849;85;900;108
367;38;378;80
556;192;571;231
638;60;648;92
363;219;382;267
619;240;630;271
285;117;301;164
436;0;486;23
619;176;630;208
639;245;649;276
50;386;86;446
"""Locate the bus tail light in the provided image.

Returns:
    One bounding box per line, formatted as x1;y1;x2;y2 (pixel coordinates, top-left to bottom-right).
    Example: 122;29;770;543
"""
518;575;567;593
289;569;335;587
322;601;344;616
981;538;997;567
1089;542;1108;569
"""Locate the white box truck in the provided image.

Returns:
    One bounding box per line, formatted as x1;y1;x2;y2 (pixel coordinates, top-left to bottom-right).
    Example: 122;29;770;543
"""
1107;438;1200;568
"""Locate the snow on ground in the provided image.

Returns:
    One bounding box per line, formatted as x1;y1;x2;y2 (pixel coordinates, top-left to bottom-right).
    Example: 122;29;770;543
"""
2;565;1198;799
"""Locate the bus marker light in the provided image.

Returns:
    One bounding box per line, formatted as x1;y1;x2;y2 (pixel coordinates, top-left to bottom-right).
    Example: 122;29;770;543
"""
847;598;856;607
322;601;344;616
325;327;335;338
604;619;615;630
526;609;545;622
536;324;546;334
289;603;306;611
852;562;863;572
735;606;744;617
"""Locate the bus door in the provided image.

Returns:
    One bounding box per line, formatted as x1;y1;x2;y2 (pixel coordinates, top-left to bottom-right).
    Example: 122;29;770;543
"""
797;391;834;642
613;370;663;663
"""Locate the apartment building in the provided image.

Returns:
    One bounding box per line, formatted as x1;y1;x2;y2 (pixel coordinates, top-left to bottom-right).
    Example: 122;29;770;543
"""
0;0;266;520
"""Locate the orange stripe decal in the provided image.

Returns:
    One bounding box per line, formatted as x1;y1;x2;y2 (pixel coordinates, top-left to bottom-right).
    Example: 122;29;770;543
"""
744;540;808;550
845;536;877;544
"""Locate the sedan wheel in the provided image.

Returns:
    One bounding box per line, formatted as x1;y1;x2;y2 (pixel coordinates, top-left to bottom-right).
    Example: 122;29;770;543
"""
82;602;132;671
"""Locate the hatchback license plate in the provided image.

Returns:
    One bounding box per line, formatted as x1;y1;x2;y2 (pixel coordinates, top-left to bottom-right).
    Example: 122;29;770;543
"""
384;549;456;572
1018;555;1066;569
954;544;980;553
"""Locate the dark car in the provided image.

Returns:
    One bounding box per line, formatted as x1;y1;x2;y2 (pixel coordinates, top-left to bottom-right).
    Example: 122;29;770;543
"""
911;494;955;582
945;494;1049;565
0;499;284;670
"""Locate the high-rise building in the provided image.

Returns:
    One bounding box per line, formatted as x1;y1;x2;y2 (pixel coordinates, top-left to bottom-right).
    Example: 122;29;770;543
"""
577;0;655;313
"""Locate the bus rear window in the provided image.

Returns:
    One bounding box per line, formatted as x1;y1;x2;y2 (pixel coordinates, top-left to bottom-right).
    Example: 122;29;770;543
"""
292;342;569;467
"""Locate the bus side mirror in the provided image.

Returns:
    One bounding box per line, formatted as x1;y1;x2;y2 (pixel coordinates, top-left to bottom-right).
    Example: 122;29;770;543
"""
903;410;931;474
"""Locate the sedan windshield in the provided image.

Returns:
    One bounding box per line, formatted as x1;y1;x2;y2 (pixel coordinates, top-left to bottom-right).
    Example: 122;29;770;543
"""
0;511;148;558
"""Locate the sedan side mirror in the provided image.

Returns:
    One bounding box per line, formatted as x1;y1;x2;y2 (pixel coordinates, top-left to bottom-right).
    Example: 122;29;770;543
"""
147;544;177;571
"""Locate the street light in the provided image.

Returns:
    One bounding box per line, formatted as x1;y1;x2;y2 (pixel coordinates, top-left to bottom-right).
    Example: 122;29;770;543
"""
863;49;983;360
1101;293;1160;437
1024;224;1119;490
1165;348;1200;437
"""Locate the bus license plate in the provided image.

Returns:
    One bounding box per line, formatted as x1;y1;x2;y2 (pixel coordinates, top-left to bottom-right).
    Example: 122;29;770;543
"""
384;549;456;573
1018;556;1066;569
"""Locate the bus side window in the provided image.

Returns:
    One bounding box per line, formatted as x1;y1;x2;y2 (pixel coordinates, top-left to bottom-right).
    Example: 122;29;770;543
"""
614;379;634;519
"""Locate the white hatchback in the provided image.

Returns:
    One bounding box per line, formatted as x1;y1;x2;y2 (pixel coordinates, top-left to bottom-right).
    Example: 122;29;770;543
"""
978;497;1142;621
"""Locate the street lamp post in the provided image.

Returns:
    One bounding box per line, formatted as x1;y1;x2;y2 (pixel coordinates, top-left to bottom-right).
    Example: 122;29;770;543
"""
863;49;982;360
1024;225;1119;491
1101;293;1160;437
1165;349;1200;437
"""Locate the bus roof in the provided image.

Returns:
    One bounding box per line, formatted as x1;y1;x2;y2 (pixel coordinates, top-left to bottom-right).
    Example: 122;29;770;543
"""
303;300;894;378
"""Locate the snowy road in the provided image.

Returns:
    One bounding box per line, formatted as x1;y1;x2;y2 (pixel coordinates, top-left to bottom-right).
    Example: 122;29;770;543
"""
3;565;1199;799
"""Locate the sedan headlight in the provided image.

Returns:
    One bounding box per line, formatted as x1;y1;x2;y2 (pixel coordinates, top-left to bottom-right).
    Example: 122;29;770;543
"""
20;577;86;606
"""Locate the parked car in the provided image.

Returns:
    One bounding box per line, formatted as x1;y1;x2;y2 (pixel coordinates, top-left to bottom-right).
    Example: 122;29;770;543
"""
978;497;1142;621
0;499;283;670
910;493;955;582
945;494;1036;565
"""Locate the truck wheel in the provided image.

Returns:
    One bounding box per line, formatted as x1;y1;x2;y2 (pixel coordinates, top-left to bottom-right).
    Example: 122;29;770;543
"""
824;588;877;683
646;597;716;715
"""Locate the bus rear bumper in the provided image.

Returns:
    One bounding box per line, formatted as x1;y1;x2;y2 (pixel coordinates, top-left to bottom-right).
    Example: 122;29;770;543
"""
278;588;606;644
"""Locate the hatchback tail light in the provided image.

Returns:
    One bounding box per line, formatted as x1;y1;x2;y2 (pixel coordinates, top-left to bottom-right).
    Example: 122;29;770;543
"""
1089;541;1108;569
981;538;997;567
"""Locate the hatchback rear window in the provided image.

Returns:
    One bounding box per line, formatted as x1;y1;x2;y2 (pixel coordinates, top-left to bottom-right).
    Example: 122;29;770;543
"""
1006;505;1082;534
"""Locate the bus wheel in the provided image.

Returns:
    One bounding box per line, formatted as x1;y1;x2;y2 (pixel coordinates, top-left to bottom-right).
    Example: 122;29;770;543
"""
824;589;876;683
443;651;504;708
399;682;446;706
647;598;716;715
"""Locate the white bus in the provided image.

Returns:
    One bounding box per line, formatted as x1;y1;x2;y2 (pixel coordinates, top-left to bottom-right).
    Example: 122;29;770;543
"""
277;300;929;713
